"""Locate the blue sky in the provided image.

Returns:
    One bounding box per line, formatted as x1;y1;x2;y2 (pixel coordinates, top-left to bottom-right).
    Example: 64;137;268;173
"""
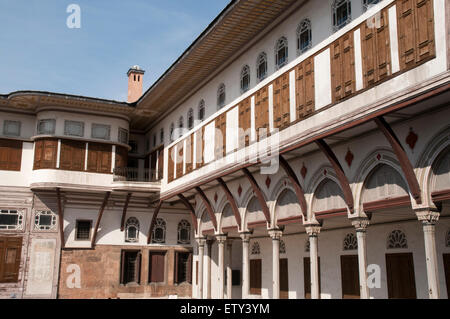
0;0;229;101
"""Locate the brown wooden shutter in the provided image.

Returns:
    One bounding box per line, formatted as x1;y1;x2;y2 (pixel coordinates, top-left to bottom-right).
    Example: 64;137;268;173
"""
195;127;204;169
340;255;360;299
414;0;434;63
385;253;417;298
174;252;179;284
272;78;282;130
33;139;43;170
42;139;58;169
0;237;22;283
157;146;164;179
215;113;226;159
0;139;22;171
255;86;269;140
186;252;193;284
280;73;290;130
87;142;112;174
238;98;251;148
60;139;85;171
330;33;355;103
168;146;175;183
397;0;416;70
175;141;184;179
304;257;321;299
443;254;450;299
280;258;289;299
120;250;126;284
250;259;262;295
185;134;193;174
150;252;165;283
136;252;142;284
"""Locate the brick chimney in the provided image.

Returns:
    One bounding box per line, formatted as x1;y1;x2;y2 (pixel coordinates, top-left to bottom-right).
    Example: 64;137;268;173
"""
127;65;145;103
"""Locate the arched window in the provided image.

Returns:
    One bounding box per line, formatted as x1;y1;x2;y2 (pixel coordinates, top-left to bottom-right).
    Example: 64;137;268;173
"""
446;229;450;247
387;230;408;249
169;123;174;142
280;240;286;254
343;233;357;250
125;217;139;243
187;108;194;130
160;128;164;144
256;52;268;82
332;0;352;32
363;0;380;12
275;37;288;69
152;218;166;243
251;242;260;255
178;116;184;137
217;83;226;109
297;19;312;55
305;238;310;252
240;65;250;93
198;100;205;122
177;220;191;244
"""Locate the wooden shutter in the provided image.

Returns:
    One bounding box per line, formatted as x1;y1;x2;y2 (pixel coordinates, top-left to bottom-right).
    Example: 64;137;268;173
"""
185;134;193;174
0;139;22;171
87;142;112;174
361;8;392;87
196;260;199;285
157;147;164;179
215;113;226;159
250;259;262;295
255;86;269;140
194;127;204;169
175;141;184;179
115;146;128;170
304;257;321;299
33;138;57;170
174;252;179;284
280;258;289;299
60;139;86;171
186;252;193;284
168;146;175;183
295;58;316;122
0;237;22;283
385;253;417;299
238;98;251;148
136;252;142;284
33;140;43;170
443;254;450;299
340;255;360;299
330;32;355;103
120;250;126;284
150;251;166;283
397;0;435;71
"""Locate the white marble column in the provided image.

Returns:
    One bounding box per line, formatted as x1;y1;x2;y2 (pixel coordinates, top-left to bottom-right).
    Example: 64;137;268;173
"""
217;234;227;299
269;229;283;299
205;239;214;299
226;240;233;299
352;218;370;299
416;209;440;299
240;232;251;299
196;237;206;299
306;225;321;299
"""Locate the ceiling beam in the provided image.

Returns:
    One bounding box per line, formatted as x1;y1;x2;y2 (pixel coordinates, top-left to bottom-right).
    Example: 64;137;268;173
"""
278;155;307;217
91;192;111;247
241;168;271;223
177;194;199;233
120;193;132;232
195;186;218;231
217;177;242;230
147;201;163;245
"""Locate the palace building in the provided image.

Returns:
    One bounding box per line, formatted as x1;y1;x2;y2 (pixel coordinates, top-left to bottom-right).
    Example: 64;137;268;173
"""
0;0;450;299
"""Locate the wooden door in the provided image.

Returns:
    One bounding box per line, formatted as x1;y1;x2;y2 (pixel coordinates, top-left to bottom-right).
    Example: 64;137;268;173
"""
280;258;289;299
340;255;360;299
385;253;417;299
0;236;22;283
443;254;450;299
304;257;321;299
149;251;165;283
250;259;262;295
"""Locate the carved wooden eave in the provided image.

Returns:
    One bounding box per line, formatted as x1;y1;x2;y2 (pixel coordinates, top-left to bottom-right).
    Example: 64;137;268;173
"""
278;155;307;218
195;186;218;231
120;193;132;232
91;191;111;247
217;177;242;230
147;200;163;244
177;194;199;233
241;168;270;223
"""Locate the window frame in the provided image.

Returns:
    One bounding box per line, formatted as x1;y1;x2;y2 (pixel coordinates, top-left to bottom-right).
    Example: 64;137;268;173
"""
256;52;268;82
75;219;92;241
118;127;129;145
187;108;194;130
332;0;352;32
240;65;251;93
198;100;205;122
33;210;57;231
0;209;24;231
37;119;56;135
64;120;84;137
125;217;140;243
177;220;191;245
297;19;312;55
3;120;21;137
91;123;111;140
152;218;166;244
275;37;289;70
362;0;380;12
217;83;226;109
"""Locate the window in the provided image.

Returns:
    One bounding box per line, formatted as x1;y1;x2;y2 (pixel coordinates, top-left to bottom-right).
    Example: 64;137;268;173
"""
343;233;358;250
256;52;267;82
280;240;286;254
297;19;312;55
0;139;22;171
240;65;250;93
0;236;22;283
149;251;165;283
86;142;112;174
169;123;174;142
160;128;164;144
34;210;57;231
217;83;226;109
75;220;91;240
152;218;166;243
129;140;138;154
250;259;262;295
275;37;288;69
120;250;141;285
174;252;192;284
37;119;56;135
64;120;84;137
178;116;184;138
125;217;139;243
251;242;260;255
0;209;24;230
363;0;380;12
91;123;111;140
118;128;129;144
177;220;191;244
187;108;194;130
198;100;205;122
3;120;21;137
387;230;408;249
332;0;352;32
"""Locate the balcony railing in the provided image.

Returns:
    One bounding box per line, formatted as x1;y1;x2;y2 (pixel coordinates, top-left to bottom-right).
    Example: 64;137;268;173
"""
113;167;161;182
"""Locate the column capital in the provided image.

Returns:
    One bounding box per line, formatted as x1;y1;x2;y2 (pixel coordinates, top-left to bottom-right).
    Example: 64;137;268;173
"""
268;229;283;240
239;232;252;242
216;234;227;243
196;237;207;247
415;208;440;225
351;218;370;232
305;225;321;237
